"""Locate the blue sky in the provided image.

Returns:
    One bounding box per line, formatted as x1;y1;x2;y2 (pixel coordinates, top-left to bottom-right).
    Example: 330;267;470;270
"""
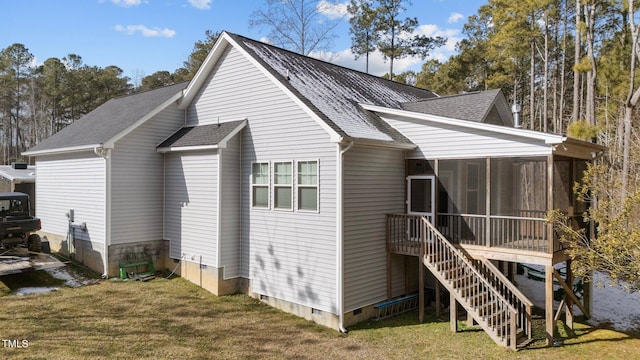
1;0;486;84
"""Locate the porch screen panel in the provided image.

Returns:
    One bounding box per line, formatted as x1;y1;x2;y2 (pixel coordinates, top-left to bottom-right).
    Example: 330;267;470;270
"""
437;159;486;245
489;157;547;251
553;157;572;211
438;159;486;215
490;157;546;217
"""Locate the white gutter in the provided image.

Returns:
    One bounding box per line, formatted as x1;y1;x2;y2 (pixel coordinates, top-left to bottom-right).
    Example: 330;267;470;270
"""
23;144;102;157
94;146;112;278
336;140;353;333
216;148;223;270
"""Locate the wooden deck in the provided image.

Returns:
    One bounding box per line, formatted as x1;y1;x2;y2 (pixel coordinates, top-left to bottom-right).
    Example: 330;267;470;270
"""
387;213;568;266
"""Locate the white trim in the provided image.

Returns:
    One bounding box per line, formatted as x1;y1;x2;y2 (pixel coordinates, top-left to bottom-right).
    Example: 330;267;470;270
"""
296;159;319;213
273;161;293;211
218;119;247;148
359;103;567;145
407;175;435;223
180;37;231;108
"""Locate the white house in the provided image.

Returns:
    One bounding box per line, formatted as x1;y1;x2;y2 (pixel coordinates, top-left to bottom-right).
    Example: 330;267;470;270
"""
24;32;603;348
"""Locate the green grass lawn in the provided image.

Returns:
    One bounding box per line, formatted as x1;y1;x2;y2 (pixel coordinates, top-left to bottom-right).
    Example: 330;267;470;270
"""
1;270;638;360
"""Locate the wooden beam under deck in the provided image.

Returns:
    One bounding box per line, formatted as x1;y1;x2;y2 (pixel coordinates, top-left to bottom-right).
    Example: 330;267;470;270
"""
457;244;556;266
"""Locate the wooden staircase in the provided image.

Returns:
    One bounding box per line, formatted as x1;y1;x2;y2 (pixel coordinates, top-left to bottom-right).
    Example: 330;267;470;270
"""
416;217;533;350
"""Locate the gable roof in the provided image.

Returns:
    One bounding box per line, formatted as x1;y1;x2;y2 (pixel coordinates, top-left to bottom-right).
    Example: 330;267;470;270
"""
157;120;247;152
182;32;437;146
24;82;187;156
401;89;514;126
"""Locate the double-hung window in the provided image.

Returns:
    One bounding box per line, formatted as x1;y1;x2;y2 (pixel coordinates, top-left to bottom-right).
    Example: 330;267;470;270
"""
252;162;269;208
273;162;292;210
297;160;318;211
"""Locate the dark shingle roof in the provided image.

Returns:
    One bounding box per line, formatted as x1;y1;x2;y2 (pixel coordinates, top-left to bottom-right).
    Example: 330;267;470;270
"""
157;120;246;149
26;82;187;153
401;89;504;123
227;33;436;144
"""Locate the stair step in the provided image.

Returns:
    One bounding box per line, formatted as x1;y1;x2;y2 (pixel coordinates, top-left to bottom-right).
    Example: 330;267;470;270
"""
414;222;532;351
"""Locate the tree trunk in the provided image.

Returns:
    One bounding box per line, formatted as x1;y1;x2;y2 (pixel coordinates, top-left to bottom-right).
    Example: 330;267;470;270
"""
622;0;640;200
530;10;536;130
572;0;581;123
584;1;597;125
543;8;549;133
559;0;568;133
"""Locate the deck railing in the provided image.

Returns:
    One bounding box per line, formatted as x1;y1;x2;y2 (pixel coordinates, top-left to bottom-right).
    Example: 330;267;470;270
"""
438;213;549;253
473;258;533;343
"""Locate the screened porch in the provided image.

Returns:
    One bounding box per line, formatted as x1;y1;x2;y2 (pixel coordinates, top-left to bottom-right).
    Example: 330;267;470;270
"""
398;156;589;258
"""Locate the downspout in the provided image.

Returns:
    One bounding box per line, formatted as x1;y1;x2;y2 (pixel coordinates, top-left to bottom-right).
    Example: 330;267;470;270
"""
216;148;223;270
94;146;111;278
337;140;353;333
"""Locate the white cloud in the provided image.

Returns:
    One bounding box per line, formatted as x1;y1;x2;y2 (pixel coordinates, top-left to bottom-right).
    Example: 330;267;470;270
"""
448;12;463;24
188;0;211;10
416;24;461;55
110;0;145;7
310;48;423;76
317;0;350;20
309;23;463;76
114;24;176;38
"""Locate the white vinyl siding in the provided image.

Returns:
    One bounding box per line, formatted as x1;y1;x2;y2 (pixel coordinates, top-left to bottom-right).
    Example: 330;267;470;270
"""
35;152;106;246
343;146;406;311
220;134;242;278
110;103;183;245
186;45;337;313
383;115;552;159
164;150;218;266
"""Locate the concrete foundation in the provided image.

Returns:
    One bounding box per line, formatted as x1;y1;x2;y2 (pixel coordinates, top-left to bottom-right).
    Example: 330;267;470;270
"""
169;258;246;296
248;289;341;330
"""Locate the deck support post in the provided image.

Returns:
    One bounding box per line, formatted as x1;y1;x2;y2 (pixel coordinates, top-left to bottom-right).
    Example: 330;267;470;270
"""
565;259;574;328
419;256;424;323
485;158;491;247
584;270;593;317
450;292;458;332
435;281;441;317
545;265;555;346
386;252;391;300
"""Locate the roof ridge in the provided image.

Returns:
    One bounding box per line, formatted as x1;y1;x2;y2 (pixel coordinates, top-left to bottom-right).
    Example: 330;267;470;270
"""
224;31;435;96
405;89;500;104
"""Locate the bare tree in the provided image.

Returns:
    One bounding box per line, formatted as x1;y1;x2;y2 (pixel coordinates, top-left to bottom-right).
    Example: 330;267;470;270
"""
250;0;343;55
621;0;640;200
